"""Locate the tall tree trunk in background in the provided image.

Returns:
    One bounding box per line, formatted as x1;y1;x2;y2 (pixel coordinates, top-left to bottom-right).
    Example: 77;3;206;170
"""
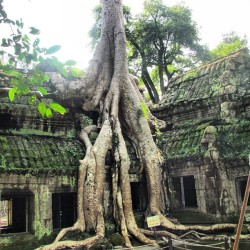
38;1;238;249
141;61;159;103
128;34;159;103
158;52;165;96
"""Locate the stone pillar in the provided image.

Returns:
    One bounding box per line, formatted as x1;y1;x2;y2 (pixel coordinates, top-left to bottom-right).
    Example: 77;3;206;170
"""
34;185;52;238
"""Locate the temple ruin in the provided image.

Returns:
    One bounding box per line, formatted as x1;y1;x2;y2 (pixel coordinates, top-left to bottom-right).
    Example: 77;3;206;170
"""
1;48;250;247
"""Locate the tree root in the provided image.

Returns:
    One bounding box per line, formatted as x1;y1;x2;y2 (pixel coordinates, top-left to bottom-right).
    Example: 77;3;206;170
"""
113;121;158;248
140;228;180;240
37;234;103;250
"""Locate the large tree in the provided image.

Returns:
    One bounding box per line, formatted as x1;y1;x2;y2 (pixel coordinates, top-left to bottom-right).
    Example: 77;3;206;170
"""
1;1;238;249
37;1;237;249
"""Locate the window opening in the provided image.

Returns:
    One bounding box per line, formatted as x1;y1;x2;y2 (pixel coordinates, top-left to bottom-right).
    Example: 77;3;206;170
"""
0;199;12;228
0;195;29;234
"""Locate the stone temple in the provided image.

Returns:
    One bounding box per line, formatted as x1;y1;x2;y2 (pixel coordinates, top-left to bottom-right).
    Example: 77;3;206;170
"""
0;48;250;247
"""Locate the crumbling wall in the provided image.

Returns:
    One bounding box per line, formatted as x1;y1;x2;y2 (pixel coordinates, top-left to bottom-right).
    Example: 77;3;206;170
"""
153;49;250;222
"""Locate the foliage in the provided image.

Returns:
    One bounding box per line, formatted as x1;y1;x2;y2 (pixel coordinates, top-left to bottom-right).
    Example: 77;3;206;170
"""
0;1;82;117
210;32;248;59
126;0;210;98
89;0;209;103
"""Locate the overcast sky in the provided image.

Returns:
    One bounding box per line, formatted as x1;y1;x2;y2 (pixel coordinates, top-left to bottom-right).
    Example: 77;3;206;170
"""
2;0;250;68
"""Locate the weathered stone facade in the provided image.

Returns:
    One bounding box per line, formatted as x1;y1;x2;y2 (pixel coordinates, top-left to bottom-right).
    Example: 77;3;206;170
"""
152;48;250;223
0;92;84;246
0;86;146;247
1;48;250;247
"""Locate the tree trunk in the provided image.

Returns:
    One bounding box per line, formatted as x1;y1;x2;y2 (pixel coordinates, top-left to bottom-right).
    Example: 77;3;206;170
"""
141;62;160;103
158;52;165;96
127;34;159;103
38;1;239;249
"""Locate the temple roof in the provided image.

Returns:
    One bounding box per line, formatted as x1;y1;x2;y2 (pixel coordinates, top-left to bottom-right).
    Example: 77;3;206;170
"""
158;121;250;163
152;48;250;113
0;134;84;174
153;48;250;164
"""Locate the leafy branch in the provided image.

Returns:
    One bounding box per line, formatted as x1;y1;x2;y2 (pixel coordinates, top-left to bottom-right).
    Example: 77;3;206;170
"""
0;1;81;117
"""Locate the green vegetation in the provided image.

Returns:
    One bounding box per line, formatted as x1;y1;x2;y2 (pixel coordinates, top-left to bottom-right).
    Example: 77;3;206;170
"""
140;101;149;120
0;1;83;118
156;117;250;163
219;120;250;160
182;68;199;81
90;0;210;103
0;234;56;250
0;135;84;175
210;32;248;60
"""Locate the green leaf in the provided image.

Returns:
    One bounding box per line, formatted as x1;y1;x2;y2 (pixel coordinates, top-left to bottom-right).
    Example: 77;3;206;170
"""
70;67;83;78
5;18;15;25
16;19;24;28
65;60;77;66
8;88;15;101
12;35;21;43
18;83;30;95
14;43;22;55
23;34;30;42
1;38;9;47
25;53;33;64
4;69;22;78
59;67;68;77
33;38;40;47
49;103;67;115
46;45;61;55
0;10;7;18
37;86;48;95
28;95;37;105
32;49;38;61
29;27;40;35
45;108;52;118
38;102;47;116
42;74;50;82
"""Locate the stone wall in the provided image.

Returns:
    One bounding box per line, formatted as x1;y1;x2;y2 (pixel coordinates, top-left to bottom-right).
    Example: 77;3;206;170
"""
152;48;250;125
153;49;250;222
0;79;146;245
0;174;76;236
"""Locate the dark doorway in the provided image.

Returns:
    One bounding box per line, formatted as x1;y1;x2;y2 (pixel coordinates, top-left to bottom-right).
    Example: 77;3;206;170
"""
52;193;77;229
131;182;140;211
130;182;147;211
239;179;250;206
172;175;197;208
183;176;198;207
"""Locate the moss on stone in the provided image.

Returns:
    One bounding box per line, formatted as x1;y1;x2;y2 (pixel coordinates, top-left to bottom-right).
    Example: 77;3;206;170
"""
0;234;56;250
218;120;250;160
34;193;52;239
110;233;123;246
0;134;84;174
157;125;206;161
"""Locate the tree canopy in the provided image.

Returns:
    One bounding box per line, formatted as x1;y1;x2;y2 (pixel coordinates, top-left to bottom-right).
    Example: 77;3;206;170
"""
210;31;248;59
